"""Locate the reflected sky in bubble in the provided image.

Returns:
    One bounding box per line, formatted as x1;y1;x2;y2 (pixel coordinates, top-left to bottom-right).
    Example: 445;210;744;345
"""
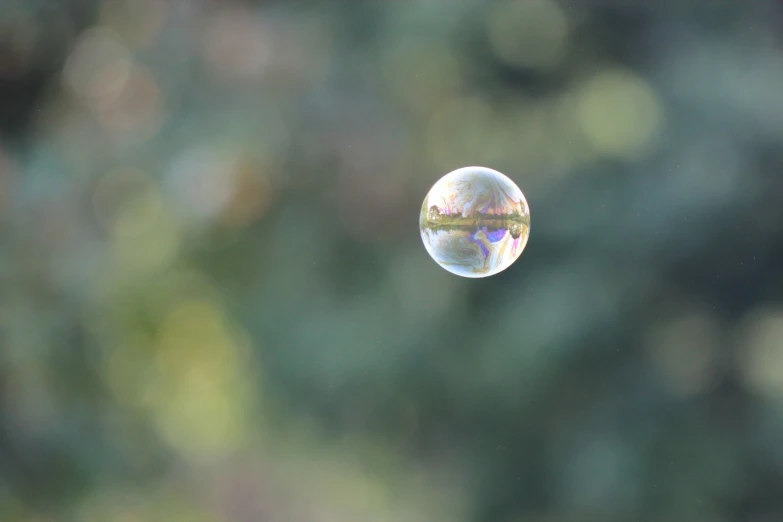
419;166;530;278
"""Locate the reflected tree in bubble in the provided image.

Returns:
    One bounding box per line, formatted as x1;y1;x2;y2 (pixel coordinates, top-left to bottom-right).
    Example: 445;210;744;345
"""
419;166;530;278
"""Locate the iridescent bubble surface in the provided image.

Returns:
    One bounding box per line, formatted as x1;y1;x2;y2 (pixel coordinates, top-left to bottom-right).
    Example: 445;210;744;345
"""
419;166;530;278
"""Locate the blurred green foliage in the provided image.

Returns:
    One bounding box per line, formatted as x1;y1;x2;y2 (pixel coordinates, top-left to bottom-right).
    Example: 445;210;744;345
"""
2;0;783;521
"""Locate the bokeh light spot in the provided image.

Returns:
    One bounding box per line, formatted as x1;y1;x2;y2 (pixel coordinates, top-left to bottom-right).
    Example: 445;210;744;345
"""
576;69;663;158
154;370;245;461
96;65;163;137
203;7;272;83
63;28;132;106
164;146;243;226
145;300;254;461
218;160;273;228
737;306;783;398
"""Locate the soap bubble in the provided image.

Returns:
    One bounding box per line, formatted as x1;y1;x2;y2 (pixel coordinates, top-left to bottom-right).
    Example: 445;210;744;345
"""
419;166;530;278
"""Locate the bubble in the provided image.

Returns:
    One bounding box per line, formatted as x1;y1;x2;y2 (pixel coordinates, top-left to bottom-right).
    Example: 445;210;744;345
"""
419;166;530;278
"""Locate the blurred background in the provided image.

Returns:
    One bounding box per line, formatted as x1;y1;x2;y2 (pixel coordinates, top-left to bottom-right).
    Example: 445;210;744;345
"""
2;0;783;520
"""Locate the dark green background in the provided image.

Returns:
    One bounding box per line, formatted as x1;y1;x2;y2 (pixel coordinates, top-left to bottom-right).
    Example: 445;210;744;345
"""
2;1;783;521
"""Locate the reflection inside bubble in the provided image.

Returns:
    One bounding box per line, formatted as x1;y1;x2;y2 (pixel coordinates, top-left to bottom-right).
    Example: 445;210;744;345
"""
419;166;530;278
